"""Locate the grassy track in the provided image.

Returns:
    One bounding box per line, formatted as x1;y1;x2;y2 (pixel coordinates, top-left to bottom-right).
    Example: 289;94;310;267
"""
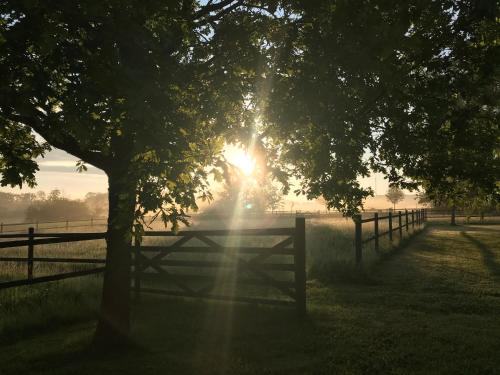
1;223;499;374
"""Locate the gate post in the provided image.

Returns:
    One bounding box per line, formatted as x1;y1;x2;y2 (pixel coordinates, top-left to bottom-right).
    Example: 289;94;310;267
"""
294;217;306;317
354;215;362;265
398;211;403;238
134;235;141;300
28;227;34;280
388;212;393;241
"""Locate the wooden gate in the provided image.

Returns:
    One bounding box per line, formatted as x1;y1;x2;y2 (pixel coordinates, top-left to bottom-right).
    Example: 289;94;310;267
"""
133;217;306;314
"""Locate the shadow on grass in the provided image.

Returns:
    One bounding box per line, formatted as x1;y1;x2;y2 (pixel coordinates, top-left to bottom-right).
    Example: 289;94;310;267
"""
461;231;500;278
18;297;318;375
308;226;429;286
375;226;427;263
430;223;500;233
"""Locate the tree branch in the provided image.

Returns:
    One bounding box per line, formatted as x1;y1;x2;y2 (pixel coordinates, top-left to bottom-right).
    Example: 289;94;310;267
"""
194;0;238;19
6;111;109;172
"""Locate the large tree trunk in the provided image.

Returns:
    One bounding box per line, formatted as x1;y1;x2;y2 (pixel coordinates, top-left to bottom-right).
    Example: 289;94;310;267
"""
93;169;136;347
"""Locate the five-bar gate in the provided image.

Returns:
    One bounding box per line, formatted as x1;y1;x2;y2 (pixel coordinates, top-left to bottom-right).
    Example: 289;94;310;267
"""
133;217;306;315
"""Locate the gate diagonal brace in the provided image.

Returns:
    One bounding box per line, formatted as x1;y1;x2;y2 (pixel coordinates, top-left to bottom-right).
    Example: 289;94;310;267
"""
195;235;296;300
138;234;194;272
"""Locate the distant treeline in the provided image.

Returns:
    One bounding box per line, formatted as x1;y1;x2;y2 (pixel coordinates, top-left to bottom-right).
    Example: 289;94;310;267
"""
0;190;108;223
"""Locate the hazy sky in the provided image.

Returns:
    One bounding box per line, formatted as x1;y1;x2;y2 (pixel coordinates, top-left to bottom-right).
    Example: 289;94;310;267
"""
0;146;393;200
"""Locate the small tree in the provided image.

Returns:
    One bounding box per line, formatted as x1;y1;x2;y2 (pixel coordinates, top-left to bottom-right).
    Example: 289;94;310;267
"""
385;186;405;210
263;183;284;212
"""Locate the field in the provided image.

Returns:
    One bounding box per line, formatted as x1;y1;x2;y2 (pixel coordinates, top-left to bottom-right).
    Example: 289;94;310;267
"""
0;223;499;374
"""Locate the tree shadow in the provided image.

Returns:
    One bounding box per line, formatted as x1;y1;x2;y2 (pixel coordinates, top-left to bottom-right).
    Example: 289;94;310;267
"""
435;225;500;233
17;298;319;375
460;231;500;278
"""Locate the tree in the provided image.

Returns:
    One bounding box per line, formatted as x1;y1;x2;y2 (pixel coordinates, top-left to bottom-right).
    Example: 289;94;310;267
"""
84;192;109;218
371;1;499;209
262;182;284;212
0;1;281;345
25;189;92;222
261;0;498;217
385;186;405;211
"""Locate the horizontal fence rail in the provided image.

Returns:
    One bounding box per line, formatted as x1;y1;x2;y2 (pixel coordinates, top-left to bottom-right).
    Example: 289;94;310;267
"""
0;229;106;289
354;209;427;265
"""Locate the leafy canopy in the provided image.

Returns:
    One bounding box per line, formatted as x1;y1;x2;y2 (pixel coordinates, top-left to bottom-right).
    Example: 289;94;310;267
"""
260;0;498;215
0;0;282;227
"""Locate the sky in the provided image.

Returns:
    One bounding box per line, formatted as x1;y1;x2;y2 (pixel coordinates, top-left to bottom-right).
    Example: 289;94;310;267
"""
0;146;405;208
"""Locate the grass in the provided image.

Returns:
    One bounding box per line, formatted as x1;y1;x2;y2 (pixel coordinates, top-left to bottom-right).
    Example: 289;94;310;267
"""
0;223;499;374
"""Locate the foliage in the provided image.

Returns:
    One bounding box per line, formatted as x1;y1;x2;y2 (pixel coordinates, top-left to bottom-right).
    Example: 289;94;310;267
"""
418;184;499;213
84;193;108;218
373;1;499;203
0;0;283;227
25;189;91;222
261;0;498;216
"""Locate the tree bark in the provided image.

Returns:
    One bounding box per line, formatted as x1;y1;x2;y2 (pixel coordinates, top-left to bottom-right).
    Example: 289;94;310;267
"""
93;168;136;347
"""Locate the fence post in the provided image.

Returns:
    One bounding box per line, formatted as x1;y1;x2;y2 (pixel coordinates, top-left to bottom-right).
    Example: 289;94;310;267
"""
134;235;141;300
35;221;39;231
0;222;3;233
398;211;403;238
294;217;306;316
66;220;69;230
90;217;94;228
354;215;362;265
405;209;409;232
412;210;415;229
374;213;379;253
388;211;393;241
28;227;34;280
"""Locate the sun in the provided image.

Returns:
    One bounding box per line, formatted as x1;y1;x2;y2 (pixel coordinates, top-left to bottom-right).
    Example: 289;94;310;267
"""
225;146;256;176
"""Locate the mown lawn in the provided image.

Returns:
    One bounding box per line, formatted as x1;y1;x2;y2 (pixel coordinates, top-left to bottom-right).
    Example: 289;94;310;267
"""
1;224;499;375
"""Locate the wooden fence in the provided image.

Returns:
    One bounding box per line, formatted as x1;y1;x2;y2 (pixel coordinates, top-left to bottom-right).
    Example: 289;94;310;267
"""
354;209;427;265
0;218;108;233
0;218;306;314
